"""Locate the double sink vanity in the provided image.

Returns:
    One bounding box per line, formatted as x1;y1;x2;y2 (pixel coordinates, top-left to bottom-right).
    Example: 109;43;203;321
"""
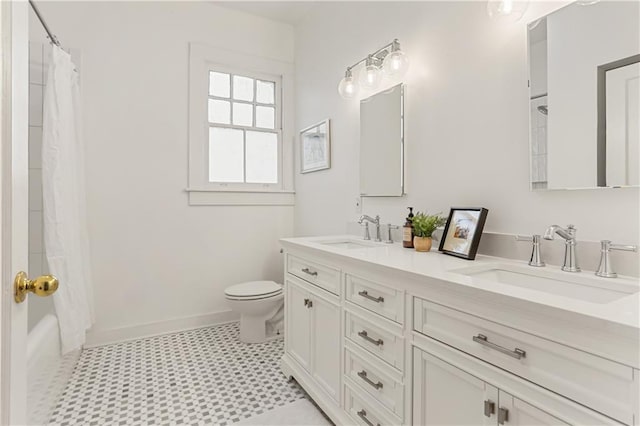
279;235;639;426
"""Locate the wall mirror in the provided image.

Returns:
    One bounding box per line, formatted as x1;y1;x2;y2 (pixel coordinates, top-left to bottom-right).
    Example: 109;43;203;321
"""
360;84;404;196
528;1;639;190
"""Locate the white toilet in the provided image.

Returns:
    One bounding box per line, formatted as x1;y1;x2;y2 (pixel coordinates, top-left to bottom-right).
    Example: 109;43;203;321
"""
224;280;284;344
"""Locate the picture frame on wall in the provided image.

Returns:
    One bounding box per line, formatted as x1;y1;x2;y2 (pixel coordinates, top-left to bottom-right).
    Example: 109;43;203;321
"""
300;119;331;173
439;207;489;260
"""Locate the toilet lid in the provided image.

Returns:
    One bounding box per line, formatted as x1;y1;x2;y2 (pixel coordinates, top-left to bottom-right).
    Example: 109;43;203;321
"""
224;281;282;299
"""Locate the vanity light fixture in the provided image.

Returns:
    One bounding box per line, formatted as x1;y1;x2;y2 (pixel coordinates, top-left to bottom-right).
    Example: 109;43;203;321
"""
486;0;530;21
338;39;409;99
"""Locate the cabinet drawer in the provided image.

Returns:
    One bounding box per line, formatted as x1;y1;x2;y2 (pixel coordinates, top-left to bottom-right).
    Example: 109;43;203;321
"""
287;254;340;295
345;344;404;419
414;298;635;425
346;309;404;371
346;274;404;324
345;382;401;426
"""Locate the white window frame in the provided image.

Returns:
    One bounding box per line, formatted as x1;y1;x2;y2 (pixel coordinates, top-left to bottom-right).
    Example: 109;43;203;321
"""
188;43;295;206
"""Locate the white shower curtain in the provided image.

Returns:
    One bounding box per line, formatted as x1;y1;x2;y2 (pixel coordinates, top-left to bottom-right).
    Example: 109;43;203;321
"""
42;46;94;353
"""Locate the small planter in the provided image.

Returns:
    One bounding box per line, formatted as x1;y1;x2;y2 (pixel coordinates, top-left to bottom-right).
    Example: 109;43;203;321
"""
414;236;432;252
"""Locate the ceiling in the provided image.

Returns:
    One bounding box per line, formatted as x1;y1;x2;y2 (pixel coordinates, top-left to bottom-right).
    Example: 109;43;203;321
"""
212;1;317;26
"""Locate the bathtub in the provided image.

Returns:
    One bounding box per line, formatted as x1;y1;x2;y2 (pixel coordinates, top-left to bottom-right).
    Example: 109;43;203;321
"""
27;314;80;426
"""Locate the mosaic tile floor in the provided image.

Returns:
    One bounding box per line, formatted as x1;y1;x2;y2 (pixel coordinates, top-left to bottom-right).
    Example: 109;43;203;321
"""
49;323;306;426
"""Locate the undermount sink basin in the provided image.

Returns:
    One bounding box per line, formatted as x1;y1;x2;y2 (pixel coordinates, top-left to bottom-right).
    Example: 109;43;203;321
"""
317;238;380;250
451;263;640;304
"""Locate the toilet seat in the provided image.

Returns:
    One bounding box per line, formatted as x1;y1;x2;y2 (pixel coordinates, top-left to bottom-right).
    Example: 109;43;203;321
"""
224;281;282;300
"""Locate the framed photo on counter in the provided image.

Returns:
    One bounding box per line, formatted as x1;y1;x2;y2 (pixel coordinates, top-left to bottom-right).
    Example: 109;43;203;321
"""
439;207;488;260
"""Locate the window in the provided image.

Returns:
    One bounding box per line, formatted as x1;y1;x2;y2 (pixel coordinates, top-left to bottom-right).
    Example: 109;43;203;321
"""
207;70;281;185
188;43;294;206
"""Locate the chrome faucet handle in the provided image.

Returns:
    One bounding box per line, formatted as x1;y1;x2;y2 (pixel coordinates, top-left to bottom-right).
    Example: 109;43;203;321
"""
515;235;545;267
596;240;638;278
385;224;400;244
363;222;371;240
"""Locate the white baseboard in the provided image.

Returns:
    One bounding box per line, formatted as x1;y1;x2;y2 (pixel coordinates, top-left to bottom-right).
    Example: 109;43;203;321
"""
84;310;240;348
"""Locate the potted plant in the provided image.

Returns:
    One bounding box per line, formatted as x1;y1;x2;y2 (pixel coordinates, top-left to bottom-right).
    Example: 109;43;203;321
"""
412;212;446;252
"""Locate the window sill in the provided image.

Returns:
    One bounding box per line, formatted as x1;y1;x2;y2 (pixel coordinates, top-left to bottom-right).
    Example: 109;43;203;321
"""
185;188;295;206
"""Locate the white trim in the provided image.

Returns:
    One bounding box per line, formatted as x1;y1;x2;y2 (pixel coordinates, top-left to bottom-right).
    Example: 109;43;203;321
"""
188;43;295;205
187;189;294;206
84;310;240;348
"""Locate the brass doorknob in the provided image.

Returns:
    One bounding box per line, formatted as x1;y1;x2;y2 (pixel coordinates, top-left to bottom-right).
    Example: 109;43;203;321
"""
14;271;59;303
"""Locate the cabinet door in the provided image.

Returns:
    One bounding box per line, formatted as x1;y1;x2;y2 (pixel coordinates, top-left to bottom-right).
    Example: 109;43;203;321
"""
310;294;341;401
498;392;569;426
413;347;498;426
286;279;311;372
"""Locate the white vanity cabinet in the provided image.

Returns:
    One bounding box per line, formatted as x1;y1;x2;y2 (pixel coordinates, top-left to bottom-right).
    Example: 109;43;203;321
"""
280;238;639;426
413;341;622;426
284;276;340;402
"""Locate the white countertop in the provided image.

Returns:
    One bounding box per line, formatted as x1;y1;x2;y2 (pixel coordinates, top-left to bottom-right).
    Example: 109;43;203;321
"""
280;235;640;331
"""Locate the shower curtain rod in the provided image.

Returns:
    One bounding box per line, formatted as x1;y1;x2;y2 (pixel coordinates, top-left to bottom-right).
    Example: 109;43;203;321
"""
28;0;62;48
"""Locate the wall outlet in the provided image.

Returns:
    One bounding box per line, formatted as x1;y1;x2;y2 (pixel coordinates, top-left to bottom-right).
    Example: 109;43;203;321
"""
355;197;362;214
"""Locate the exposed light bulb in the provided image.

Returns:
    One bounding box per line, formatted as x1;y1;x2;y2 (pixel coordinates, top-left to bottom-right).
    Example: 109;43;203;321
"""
486;0;529;22
383;40;409;77
338;69;359;99
359;56;382;90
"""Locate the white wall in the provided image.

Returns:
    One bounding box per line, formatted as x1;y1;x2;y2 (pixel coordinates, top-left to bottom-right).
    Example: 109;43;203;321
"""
294;2;639;247
547;1;639;188
30;1;295;345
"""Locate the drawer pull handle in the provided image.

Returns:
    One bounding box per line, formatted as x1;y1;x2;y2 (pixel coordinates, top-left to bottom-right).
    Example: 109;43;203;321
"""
358;290;384;303
357;409;380;426
473;334;526;360
498;407;509;425
357;370;383;390
301;268;318;277
358;330;384;346
484;400;495;417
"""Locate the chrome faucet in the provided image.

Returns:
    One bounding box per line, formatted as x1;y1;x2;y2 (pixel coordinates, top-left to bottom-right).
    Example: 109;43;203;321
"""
595;240;637;278
543;224;580;272
358;215;381;242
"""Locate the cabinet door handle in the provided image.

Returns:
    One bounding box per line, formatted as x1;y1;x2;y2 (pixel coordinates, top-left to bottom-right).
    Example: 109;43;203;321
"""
358;330;384;346
303;298;313;308
356;409;380;426
358;290;384;303
484;400;495;417
357;370;383;390
473;334;526;360
498;407;509;425
301;267;318;277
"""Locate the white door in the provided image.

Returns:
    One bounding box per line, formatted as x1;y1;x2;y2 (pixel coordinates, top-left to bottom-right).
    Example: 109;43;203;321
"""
413;347;498;426
1;1;30;424
310;294;340;402
499;392;568;426
285;279;311;372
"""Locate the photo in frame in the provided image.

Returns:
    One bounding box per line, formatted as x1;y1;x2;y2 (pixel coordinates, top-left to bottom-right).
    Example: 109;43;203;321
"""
438;207;489;260
300;119;330;173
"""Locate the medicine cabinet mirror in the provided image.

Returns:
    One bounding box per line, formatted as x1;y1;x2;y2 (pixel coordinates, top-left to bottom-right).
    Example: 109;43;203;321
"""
528;1;639;190
360;84;404;197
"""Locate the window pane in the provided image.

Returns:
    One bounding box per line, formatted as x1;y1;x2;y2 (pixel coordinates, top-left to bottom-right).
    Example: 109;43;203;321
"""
246;131;277;183
233;75;254;101
233;102;253;127
256;80;275;104
209;127;244;182
209;72;230;98
208;99;230;124
255;106;275;129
